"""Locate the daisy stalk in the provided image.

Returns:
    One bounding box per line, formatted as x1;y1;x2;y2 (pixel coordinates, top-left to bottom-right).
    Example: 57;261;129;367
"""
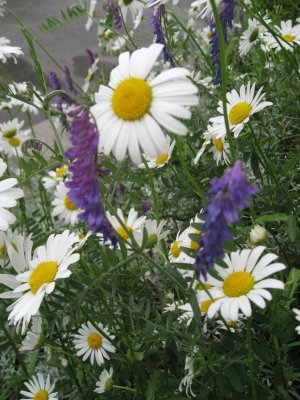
210;0;236;161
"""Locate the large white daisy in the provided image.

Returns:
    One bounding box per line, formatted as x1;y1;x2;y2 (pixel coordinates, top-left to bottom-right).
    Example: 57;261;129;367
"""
90;43;198;164
201;247;286;321
20;373;58;400
0;158;24;231
73;321;116;366
263;20;300;52
0;37;23;63
8;230;80;325
52;181;80;225
209;82;273;138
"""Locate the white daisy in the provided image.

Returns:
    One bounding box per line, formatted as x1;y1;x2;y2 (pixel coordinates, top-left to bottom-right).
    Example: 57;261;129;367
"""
132;219;169;248
147;0;182;7
118;0;144;30
42;165;69;191
73;321;116;366
191;0;221;19
20;314;42;351
179;347;198;398
138;139;175;169
293;308;300;335
0;228;19;259
194;126;230;165
209;82;273;138
200;26;213;45
52;182;80;225
263;20;300;52
0;118;29;157
169;230;195;265
82;57;100;93
20;373;58;400
8;82;43;115
0;158;24;231
90;43;198;164
94;367;114;394
249;225;269;246
201;247;286;321
0;37;23;63
239;18;262;56
106;208;146;241
8;230;80;325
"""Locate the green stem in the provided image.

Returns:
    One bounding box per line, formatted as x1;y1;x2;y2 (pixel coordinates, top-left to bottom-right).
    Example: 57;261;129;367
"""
0;321;29;377
175;136;204;201
247;319;257;400
113;385;137;393
210;0;236;161
142;155;159;221
46;113;65;155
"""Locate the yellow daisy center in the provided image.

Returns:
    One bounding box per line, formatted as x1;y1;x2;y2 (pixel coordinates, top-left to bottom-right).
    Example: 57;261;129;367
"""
8;137;21;147
123;0;134;4
207;31;213;40
228;102;252;125
195;282;211;291
112;77;152;121
155;153;169;165
64;196;78;211
190;240;199;250
34;390;49;400
0;241;17;257
171;240;181;258
214;138;224;152
117;221;133;240
55;166;68;178
282;34;295;42
88;332;103;349
29;261;58;294
200;298;215;313
223;271;255;297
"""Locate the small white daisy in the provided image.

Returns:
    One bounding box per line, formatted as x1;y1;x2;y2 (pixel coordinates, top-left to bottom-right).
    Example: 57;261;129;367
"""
147;0;182;7
82;57;100;93
0;118;29;157
106;208;146;241
132;219;169;248
194;126;230;165
201;247;286;321
0;228;19;259
169;230;195;265
73;321;116;366
239;18;263;56
20;373;58;400
8;230;80;325
118;0;144;30
179;347;198;398
293;308;300;335
200;26;213;44
8;82;43;115
209;82;273;138
42;165;69;191
20;314;42;351
90;43;198;164
0;36;23;63
94;367;114;394
138;140;175;169
190;0;221;19
263;20;300;52
0;158;24;231
52;182;80;225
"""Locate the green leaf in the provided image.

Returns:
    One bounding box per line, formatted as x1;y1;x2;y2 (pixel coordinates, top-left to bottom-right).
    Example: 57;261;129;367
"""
251;152;263;180
146;370;160;400
286;214;297;241
255;213;287;224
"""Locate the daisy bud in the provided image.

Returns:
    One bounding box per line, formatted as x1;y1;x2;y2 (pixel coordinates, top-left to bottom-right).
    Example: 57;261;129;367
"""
249;225;269;245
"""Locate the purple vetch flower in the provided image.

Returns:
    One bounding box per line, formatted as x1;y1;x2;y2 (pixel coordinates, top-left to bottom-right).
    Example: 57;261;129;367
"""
85;48;95;67
65;108;116;243
149;6;175;67
194;161;259;278
63;66;76;94
48;72;61;91
106;0;122;30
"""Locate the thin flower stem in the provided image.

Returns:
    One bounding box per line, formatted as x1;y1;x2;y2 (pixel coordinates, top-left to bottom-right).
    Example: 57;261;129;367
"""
26;111;36;138
210;0;236;161
113;385;137;393
0;321;29;377
46;113;65;155
142;155;160;222
175;137;204;201
247;319;257;400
